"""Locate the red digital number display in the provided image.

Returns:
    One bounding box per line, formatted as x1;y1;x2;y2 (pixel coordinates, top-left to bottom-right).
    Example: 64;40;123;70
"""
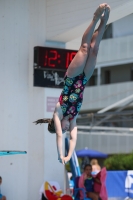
34;47;77;70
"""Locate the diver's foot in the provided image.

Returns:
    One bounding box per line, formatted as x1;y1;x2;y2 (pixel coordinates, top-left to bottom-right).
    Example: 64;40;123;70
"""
101;5;111;24
93;3;107;21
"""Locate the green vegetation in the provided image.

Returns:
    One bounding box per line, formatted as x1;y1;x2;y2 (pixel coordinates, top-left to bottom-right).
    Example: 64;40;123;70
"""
104;152;133;170
65;158;82;172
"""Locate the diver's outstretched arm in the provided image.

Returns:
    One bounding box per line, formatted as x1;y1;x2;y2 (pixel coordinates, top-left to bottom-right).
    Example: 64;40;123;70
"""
62;117;77;164
53;113;64;161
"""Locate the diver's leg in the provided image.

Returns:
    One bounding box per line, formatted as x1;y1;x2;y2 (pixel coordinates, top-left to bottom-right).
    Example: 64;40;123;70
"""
84;5;110;80
66;3;107;78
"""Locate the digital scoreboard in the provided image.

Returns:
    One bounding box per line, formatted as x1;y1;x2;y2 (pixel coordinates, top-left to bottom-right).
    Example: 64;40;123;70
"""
34;46;77;88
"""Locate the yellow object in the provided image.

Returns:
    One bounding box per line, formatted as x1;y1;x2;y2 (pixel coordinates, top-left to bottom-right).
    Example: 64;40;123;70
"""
44;181;63;199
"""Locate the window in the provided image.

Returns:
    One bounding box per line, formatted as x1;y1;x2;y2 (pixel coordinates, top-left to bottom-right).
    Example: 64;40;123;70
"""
104;70;110;84
87;69;97;86
131;67;133;81
102;23;113;40
89;75;96;86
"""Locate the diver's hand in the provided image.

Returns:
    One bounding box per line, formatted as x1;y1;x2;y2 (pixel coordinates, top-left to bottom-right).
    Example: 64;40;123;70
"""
58;155;64;164
63;156;70;164
58;156;70;165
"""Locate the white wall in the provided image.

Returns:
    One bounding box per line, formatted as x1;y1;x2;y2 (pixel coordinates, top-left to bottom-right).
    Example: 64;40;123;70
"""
81;82;133;111
101;63;132;84
76;133;133;154
113;14;133;38
45;0;133;42
43;88;65;189
0;1;48;200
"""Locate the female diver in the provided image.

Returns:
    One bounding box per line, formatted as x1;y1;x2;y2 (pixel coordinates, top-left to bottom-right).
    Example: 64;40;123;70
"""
34;3;110;165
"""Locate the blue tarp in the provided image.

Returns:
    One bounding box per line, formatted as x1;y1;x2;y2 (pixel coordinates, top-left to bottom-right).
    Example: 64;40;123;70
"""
106;170;133;198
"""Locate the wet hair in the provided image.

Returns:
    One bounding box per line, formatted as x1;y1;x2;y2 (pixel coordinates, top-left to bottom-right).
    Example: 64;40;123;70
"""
0;176;2;179
33;118;56;133
84;164;92;170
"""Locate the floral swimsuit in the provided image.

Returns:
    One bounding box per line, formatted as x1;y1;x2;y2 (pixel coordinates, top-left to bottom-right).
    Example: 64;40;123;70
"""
59;72;88;121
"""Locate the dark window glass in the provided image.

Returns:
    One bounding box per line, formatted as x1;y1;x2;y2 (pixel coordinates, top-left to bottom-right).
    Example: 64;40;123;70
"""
86;69;97;86
104;70;110;84
89;75;96;86
87;75;97;86
131;68;133;81
102;23;113;40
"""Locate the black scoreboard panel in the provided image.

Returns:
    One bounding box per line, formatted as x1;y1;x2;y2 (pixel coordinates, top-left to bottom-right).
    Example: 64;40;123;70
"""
34;69;65;88
33;46;77;88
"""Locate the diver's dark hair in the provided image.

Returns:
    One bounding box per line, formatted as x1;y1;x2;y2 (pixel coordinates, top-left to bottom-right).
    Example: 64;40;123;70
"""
33;118;56;133
0;176;2;179
84;164;92;170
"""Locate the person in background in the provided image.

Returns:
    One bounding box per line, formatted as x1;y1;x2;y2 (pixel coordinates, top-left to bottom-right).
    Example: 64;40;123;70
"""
79;164;101;200
90;159;101;175
90;161;108;200
0;177;6;200
81;156;90;172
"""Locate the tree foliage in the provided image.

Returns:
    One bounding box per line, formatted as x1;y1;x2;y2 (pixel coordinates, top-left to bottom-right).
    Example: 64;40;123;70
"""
104;152;133;170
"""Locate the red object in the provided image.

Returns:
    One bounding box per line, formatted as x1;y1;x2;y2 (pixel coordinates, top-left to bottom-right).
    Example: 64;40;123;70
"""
45;190;73;200
34;46;77;70
52;185;57;191
93;167;108;200
93;171;101;193
61;195;73;200
45;190;58;200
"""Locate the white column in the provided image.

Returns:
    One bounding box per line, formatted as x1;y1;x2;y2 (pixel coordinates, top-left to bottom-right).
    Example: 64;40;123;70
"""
43;88;64;190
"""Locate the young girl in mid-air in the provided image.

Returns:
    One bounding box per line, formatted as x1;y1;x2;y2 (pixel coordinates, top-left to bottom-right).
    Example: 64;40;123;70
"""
34;3;111;165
